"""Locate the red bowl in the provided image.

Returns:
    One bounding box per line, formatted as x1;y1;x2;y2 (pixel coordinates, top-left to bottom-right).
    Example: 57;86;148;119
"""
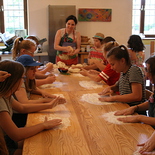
58;68;68;73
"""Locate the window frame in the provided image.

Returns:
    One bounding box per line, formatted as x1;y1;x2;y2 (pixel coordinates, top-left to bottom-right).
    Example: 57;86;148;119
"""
0;0;28;34
134;0;155;38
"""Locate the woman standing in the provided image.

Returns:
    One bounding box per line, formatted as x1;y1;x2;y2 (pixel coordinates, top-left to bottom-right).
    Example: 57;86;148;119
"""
54;15;81;65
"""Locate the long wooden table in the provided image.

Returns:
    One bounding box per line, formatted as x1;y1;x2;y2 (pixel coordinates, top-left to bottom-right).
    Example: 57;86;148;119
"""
23;70;154;155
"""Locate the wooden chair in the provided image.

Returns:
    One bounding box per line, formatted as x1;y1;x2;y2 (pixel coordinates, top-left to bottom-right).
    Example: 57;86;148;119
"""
145;89;153;100
150;41;155;56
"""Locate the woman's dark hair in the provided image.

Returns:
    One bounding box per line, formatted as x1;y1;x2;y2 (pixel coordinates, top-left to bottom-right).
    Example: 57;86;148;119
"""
107;45;131;66
145;55;155;78
127;35;145;52
66;15;78;25
0;60;25;96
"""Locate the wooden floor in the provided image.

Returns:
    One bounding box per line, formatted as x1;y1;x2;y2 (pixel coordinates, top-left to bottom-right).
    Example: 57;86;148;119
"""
22;69;154;155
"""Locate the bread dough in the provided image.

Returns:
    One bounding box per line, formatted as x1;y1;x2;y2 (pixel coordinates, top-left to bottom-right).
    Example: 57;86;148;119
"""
71;64;83;68
68;67;81;73
81;93;114;105
57;61;68;69
79;81;103;89
68;46;74;52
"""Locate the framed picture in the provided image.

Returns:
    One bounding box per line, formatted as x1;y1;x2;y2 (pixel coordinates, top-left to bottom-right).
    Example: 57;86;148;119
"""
78;9;112;22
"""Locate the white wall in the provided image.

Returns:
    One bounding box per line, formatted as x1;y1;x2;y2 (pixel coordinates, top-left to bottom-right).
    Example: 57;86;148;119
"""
28;0;132;52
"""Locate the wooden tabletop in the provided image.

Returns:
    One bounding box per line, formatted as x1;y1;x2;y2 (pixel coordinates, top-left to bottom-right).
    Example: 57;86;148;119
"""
22;69;154;155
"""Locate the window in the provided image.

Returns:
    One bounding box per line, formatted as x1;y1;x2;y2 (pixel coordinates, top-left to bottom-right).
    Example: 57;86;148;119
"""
0;0;27;36
132;0;155;37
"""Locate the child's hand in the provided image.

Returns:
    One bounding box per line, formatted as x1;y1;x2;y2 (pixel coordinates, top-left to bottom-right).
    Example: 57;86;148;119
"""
49;96;66;108
46;63;53;72
45;75;56;84
88;70;99;75
117;115;141;123
43;117;62;129
114;106;136;116
38;97;54;103
57;97;66;104
0;71;11;82
41;91;57;98
88;59;95;65
138;133;155;154
98;95;114;102
80;68;88;76
98;87;113;95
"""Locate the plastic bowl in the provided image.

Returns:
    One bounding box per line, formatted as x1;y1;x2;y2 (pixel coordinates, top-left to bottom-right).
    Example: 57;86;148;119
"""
58;68;68;73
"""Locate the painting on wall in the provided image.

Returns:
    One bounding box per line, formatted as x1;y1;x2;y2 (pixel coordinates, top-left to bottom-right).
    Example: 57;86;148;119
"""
78;9;112;22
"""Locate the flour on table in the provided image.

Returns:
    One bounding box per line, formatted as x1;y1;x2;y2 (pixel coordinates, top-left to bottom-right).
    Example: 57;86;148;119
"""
35;115;70;130
81;93;114;105
53;94;65;98
79;81;103;89
34;104;71;130
40;82;67;89
133;146;143;155
72;73;84;77
102;111;132;124
45;72;51;76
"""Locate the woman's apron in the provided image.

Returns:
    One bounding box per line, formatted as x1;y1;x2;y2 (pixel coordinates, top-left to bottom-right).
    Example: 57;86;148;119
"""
56;30;78;66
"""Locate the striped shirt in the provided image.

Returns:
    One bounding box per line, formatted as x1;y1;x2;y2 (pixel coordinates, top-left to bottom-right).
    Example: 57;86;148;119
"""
116;65;146;106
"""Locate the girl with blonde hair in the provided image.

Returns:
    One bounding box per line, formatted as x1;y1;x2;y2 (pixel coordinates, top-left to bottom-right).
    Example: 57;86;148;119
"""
12;37;56;86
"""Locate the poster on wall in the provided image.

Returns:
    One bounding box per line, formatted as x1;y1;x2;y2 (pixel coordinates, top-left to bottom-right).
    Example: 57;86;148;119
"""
78;9;112;22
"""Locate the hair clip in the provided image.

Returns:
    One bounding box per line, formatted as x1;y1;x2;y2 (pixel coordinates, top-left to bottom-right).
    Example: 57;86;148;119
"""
120;45;125;50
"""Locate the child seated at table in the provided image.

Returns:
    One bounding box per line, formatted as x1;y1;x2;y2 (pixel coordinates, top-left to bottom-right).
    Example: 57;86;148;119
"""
0;71;11;155
12;37;55;86
80;41;120;86
15;54;60;102
82;33;106;70
12;54;66;127
127;34;145;75
73;36;115;71
0;60;65;155
99;45;146;107
87;36;116;71
114;55;155;126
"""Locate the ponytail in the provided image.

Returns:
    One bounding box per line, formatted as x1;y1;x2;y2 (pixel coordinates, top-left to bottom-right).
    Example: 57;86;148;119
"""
12;37;23;60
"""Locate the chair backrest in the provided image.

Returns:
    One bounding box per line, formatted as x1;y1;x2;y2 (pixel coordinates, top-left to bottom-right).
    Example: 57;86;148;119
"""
150;41;155;56
145;89;153;100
